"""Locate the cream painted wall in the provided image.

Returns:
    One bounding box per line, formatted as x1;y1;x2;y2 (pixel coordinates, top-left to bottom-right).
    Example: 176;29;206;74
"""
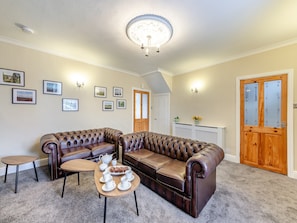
0;42;149;167
171;43;297;173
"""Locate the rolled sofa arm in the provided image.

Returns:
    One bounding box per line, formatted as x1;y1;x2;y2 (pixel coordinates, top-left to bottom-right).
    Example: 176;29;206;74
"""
40;133;59;154
186;143;224;179
104;127;123;143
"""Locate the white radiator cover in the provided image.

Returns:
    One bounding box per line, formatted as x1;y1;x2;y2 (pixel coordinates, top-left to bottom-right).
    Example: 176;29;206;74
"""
172;122;225;149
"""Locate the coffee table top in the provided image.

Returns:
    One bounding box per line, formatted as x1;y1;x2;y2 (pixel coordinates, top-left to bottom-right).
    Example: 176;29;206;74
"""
1;155;38;165
60;159;97;172
94;162;140;198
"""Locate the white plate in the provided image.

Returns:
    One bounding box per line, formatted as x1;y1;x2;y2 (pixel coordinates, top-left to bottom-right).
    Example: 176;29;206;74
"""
121;175;134;182
106;165;131;175
102;181;116;192
117;182;131;191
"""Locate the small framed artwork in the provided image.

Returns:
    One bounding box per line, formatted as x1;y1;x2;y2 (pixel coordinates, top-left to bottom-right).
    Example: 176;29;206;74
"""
12;88;36;104
116;99;126;109
43;80;62;95
0;68;25;86
102;100;114;111
113;87;123;97
62;98;79;111
94;86;107;98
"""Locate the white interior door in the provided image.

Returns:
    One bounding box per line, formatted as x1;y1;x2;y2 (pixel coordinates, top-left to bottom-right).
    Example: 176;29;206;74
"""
151;93;170;134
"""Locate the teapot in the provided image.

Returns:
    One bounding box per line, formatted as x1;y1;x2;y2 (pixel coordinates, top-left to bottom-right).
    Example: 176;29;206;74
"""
99;153;113;164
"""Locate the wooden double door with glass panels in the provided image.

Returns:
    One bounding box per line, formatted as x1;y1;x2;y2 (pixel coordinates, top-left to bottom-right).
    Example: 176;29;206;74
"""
133;90;149;132
240;74;287;175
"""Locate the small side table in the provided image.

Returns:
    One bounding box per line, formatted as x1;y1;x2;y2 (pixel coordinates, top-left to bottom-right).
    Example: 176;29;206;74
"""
1;155;39;193
60;159;97;198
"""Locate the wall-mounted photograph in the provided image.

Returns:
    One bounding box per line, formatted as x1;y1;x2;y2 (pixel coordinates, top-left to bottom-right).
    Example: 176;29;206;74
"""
12;88;36;104
43;80;62;95
94;86;107;98
0;68;25;86
116;99;126;109
62;98;79;111
113;87;123;97
102;100;114;111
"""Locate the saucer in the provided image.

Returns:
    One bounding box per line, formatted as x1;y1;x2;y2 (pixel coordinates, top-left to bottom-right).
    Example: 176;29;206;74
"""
102;181;116;192
121;175;134;182
117;182;131;191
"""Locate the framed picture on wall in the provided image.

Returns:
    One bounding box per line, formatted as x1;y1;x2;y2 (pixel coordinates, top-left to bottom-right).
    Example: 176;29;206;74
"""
12;88;36;104
94;86;107;98
43;80;62;95
113;87;123;97
62;98;79;111
102;100;114;111
116;99;126;109
0;68;25;86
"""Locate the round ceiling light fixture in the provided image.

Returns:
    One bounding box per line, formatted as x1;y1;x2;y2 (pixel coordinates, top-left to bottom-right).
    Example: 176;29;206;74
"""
126;14;173;56
15;23;34;34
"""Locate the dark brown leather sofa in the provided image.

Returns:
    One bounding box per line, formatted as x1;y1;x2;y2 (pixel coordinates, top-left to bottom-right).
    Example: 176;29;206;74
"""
40;128;122;180
120;131;224;218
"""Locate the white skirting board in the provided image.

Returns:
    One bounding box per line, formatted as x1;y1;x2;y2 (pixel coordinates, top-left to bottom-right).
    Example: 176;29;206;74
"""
0;158;48;176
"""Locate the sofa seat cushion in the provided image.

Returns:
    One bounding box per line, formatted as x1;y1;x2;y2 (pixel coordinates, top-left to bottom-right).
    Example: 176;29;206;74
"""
124;149;155;166
138;153;172;178
156;159;186;193
86;142;115;157
61;147;91;163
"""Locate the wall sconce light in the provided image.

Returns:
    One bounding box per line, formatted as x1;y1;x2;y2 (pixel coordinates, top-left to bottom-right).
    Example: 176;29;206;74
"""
76;81;84;88
191;87;198;94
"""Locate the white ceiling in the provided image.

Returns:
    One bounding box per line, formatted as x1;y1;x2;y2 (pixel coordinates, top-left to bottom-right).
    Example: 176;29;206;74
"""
1;0;297;76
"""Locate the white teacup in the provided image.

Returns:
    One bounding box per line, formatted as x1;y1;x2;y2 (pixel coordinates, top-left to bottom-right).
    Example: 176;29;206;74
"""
103;171;112;182
125;169;132;180
111;159;117;167
105;178;114;189
99;163;107;171
121;176;129;189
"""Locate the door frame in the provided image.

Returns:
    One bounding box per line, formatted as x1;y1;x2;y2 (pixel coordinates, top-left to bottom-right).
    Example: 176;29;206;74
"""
235;69;294;178
132;87;151;132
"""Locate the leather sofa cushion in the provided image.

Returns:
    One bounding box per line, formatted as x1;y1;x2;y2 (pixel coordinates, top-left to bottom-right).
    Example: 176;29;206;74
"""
156;159;186;192
124;149;154;166
137;153;172;178
61;147;91;163
86;142;115;156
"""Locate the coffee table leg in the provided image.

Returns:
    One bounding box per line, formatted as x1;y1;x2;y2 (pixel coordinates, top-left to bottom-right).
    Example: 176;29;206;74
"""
104;197;107;223
32;161;39;182
15;165;19;193
77;172;80;185
134;191;139;216
61;171;67;198
4;164;8;183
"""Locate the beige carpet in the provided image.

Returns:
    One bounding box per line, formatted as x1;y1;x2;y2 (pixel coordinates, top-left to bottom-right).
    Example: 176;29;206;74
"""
1;160;297;223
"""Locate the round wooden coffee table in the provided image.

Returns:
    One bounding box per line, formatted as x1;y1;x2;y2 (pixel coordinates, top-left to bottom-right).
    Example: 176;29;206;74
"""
1;155;38;193
60;159;97;197
94;162;140;223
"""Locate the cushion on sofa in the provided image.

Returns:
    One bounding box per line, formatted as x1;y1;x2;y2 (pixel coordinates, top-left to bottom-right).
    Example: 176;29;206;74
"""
137;153;172;178
60;147;91;163
86;142;115;156
156;159;186;192
124;149;155;166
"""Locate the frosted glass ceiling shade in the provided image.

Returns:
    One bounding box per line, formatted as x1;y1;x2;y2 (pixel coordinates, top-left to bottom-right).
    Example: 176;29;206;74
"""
126;14;173;56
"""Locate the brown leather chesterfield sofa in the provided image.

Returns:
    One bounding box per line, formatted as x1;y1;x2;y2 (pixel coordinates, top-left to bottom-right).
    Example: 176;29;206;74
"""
120;131;224;218
40;127;122;180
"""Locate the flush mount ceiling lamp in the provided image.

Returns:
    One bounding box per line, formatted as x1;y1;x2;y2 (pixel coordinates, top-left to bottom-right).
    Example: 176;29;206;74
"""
15;23;34;34
126;14;173;56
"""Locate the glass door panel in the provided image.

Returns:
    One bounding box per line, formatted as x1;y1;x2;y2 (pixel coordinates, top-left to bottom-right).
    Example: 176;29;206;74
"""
264;80;281;127
244;83;258;126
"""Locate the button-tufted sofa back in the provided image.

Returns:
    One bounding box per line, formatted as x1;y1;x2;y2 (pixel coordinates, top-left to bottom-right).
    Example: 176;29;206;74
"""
121;131;208;162
55;129;105;150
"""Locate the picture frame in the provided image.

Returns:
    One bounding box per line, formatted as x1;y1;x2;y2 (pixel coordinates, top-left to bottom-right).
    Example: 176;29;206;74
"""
62;98;79;111
102;100;114;111
12;88;36;104
116;99;126;109
43;80;62;95
113;87;123;97
94;86;107;98
0;68;25;86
